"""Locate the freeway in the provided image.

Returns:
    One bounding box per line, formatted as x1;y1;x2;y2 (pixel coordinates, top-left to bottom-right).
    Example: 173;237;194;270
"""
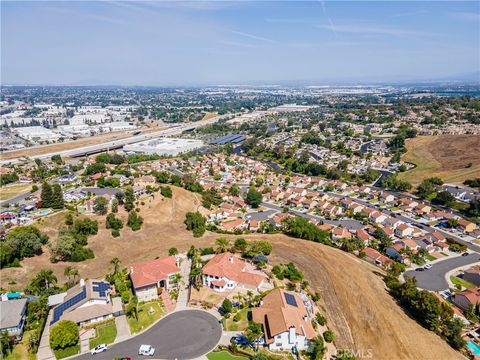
404;253;480;291
0;115;226;166
75;310;222;360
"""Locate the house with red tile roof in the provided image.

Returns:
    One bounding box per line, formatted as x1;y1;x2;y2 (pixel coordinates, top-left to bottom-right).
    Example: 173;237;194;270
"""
363;247;391;267
252;289;316;351
129;256;180;302
453;288;480;311
202;252;267;292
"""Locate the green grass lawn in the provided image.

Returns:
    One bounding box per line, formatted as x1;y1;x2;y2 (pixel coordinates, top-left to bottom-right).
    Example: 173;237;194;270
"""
128;300;166;334
89;322;117;349
207;351;248;360
451;276;475;289
225;308;250;331
425;254;436;261
53;345;79;359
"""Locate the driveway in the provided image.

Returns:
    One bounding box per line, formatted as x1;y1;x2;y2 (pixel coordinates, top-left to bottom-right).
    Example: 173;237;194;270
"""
404;253;480;291
74;310;222;360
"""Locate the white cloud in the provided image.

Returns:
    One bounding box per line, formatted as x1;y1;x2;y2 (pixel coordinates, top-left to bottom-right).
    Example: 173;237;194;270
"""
449;12;480;22
231;30;277;44
317;23;431;37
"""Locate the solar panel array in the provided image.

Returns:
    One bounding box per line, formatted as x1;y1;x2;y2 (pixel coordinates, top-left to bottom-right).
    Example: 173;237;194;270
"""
284;293;298;307
51;287;87;324
92;281;111;297
210;134;245;145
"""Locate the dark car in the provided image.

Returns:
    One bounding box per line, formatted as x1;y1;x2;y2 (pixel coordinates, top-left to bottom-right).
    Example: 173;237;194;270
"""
462;252;469;257
415;267;425;271
230;336;249;346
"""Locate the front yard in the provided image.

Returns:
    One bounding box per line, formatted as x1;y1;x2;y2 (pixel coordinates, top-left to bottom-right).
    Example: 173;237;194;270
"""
53;345;79;359
207;350;248;360
5;330;36;360
89;321;117;349
450;275;475;290
224;308;250;331
128;299;166;334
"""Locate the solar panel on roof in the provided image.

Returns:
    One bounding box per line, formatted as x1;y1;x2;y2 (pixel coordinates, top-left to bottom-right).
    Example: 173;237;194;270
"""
51;287;87;324
284;293;298;307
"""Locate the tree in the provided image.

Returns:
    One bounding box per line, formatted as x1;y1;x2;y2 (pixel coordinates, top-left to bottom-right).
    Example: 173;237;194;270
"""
2;226;49;267
51;154;63;165
221;298;233;314
215;237;230;253
168;247;178;256
127;211;143;231
40;182;53;208
184;211;206;237
323;330;334;343
111;198;119;213
244;321;263;351
233;238;248;252
124;187;135;212
50;184;65;209
433;191;455;207
417;177;443;200
49;320;79;350
110;257;121;275
245;186;262;208
64;266;73;288
65;212;74;226
229;185;240;196
106;213;123;231
93;196;108;215
245;240;273;258
27;269;57;295
160;186;173;198
115;191;125;205
306;336;326;360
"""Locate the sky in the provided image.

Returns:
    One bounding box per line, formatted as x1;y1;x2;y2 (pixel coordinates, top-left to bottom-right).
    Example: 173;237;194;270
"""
1;0;479;86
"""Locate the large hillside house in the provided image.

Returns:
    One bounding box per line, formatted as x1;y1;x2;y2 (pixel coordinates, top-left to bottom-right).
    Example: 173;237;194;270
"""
202;252;268;292
252;289;316;351
129;256;181;302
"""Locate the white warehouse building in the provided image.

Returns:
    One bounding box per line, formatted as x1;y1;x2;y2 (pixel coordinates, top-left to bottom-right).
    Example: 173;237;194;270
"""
123;137;204;156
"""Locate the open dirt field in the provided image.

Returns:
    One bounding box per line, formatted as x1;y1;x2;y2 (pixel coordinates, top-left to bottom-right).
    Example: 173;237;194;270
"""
0;183;32;200
0;186;462;360
399;134;480;186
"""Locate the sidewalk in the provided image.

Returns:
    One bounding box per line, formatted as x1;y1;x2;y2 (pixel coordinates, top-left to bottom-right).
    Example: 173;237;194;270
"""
36;310;55;360
175;255;192;311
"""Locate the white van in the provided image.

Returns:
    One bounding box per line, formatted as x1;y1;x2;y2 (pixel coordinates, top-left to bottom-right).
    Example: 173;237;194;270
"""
138;344;155;356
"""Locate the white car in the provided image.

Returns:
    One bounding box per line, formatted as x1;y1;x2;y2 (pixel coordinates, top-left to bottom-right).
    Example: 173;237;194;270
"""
139;344;155;356
424;264;432;270
91;344;108;355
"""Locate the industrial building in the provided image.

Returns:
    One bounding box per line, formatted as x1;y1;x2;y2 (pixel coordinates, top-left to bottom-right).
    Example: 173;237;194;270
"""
13;126;62;142
123;137;204;156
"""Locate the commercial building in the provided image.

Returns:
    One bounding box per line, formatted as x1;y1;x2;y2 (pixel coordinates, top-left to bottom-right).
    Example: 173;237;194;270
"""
13;126;62;142
123;137;204;156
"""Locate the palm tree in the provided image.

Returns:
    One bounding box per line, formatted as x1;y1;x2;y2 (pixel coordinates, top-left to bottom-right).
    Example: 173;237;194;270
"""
71;268;80;285
215;237;230;254
36;269;57;292
171;273;182;288
131;296;139;321
110;257;120;275
189;268;203;290
64;266;73;288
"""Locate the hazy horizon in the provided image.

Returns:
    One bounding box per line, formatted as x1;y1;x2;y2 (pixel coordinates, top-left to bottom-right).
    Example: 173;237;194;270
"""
2;1;479;86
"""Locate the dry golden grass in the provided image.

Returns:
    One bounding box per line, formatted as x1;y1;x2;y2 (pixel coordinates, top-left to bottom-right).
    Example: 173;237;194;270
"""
0;186;462;360
0;183;32;200
399;134;480;186
201;112;218;121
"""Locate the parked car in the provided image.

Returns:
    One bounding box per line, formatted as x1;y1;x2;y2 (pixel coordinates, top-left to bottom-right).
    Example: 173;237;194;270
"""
415;267;425;272
91;344;108;355
424;264;432;270
230;335;249;346
462;252;470;257
139;345;155;356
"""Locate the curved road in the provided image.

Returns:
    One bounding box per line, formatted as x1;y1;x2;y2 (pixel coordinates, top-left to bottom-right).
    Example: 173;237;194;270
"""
75;310;222;360
404;253;480;291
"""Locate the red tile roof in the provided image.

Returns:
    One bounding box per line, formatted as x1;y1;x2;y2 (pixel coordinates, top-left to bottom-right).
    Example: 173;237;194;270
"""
129;256;180;289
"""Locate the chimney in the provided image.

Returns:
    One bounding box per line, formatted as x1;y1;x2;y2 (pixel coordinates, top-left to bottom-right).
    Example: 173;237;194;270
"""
80;278;85;287
229;256;234;264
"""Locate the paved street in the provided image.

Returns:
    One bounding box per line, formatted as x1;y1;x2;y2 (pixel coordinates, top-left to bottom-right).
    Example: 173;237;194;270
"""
404;253;480;291
75;310;221;360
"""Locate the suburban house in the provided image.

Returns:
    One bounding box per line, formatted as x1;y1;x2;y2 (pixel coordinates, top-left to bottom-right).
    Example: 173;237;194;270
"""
129;256;181;302
457;219;476;233
0;299;27;342
363;247;391;267
202;252;268;292
464;268;480;287
252;289;316;351
453;288;480;311
49;279;114;327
